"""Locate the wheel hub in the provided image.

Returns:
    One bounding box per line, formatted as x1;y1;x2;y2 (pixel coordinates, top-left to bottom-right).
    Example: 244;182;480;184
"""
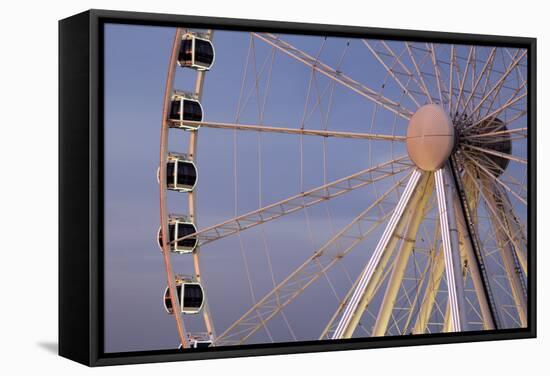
406;104;455;171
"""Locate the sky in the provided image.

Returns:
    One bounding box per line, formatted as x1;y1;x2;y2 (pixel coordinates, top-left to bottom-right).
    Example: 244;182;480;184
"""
103;23;528;353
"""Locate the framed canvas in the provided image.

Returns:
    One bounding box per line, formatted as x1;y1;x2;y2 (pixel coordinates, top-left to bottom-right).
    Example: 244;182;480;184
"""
59;9;536;366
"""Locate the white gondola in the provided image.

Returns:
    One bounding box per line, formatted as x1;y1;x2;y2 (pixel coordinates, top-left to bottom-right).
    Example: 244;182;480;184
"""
157;152;197;192
178;32;215;71
178;333;213;349
157;214;198;254
189;338;212;349
169;91;203;130
163;275;205;315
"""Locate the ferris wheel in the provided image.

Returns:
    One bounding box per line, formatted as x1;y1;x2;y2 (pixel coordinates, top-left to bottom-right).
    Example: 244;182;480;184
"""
157;27;528;349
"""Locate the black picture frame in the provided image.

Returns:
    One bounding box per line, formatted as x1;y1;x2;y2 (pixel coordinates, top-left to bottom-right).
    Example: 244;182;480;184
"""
59;9;537;367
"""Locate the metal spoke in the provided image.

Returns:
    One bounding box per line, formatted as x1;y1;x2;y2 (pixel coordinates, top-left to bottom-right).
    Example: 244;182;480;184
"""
454;46;474;114
468;50;527;120
427;43;445;105
463;152;527;205
461;48;497;113
379;40;432;104
363;39;421;108
172;120;406;141
254;33;414;120
463;143;527;165
474;90;527;127
464;127;527;139
469;150;527;198
405;42;434;104
471;49;523;123
449;45;455;112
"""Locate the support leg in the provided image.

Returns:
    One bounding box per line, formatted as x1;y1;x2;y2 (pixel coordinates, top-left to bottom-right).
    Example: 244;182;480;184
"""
332;169;425;339
435;165;469;332
372;174;434;336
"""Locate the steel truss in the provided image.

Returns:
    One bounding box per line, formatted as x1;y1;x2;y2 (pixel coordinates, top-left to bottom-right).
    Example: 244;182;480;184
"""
171;157;412;247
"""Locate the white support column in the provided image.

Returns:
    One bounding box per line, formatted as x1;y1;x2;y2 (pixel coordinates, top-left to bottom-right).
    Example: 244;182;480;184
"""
332;169;423;339
435;166;469;332
372;174;434;336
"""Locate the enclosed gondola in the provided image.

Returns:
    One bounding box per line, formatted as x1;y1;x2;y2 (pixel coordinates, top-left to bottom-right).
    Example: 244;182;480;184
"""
163;275;205;315
178;334;212;349
158;152;198;192
168;91;203;130
178;32;215;71
190;338;212;349
157;214;198;254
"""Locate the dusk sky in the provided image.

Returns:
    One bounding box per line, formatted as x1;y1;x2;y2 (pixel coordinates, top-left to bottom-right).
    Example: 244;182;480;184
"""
103;23;527;353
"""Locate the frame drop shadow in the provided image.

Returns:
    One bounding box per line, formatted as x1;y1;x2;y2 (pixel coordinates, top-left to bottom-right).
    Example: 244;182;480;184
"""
37;342;58;354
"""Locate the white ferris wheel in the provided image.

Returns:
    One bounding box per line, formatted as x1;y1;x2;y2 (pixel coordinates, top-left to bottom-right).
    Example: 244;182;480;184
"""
156;27;528;349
